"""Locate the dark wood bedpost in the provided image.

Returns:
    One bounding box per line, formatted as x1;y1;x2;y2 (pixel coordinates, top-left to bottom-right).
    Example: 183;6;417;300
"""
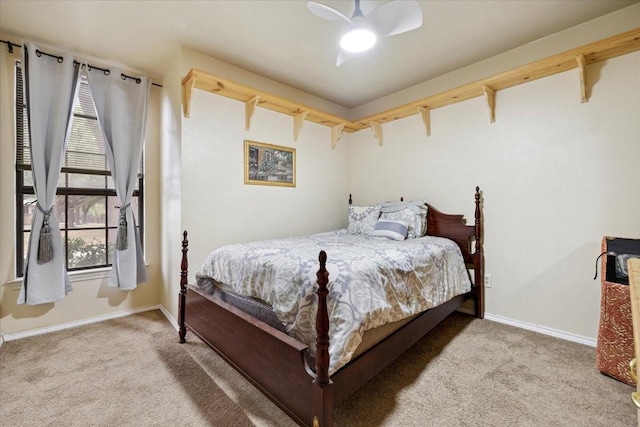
312;250;333;427
179;230;189;343
474;187;485;319
315;250;330;383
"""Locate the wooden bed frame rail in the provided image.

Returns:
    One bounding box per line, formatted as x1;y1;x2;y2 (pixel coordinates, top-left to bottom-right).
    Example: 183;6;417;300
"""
178;187;484;426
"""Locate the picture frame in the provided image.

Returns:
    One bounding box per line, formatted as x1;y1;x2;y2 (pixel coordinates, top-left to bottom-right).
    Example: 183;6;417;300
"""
244;140;296;187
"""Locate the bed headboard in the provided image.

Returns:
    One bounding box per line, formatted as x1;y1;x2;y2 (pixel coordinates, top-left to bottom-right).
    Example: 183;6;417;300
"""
425;186;482;266
349;188;483;266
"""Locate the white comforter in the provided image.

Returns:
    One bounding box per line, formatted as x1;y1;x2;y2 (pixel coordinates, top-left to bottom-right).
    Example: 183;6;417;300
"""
196;230;471;375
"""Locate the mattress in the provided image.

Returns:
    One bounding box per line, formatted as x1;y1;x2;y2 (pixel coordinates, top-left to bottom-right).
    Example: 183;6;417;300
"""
197;276;418;370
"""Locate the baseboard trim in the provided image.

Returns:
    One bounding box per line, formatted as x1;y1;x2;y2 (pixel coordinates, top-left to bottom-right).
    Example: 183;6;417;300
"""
456;307;596;347
2;305;164;342
2;304;597;349
484;312;597;348
158;305;179;331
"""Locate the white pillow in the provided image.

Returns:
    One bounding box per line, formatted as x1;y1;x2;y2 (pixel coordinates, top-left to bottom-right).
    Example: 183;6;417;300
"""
347;205;381;235
371;219;408;241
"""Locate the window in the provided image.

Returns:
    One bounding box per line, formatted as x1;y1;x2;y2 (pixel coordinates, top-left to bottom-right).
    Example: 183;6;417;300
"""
15;61;144;276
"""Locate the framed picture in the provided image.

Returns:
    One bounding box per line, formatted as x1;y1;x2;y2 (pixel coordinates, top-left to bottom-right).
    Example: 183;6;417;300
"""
244;140;296;187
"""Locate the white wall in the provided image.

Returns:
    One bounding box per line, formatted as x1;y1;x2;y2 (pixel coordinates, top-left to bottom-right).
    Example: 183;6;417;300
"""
159;48;183;324
0;44;162;336
350;52;640;339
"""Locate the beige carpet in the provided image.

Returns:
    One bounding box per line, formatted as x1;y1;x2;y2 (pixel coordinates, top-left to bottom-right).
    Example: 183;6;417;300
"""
0;310;635;426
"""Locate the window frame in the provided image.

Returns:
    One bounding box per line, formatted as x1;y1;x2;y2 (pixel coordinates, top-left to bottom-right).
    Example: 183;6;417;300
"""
14;60;144;277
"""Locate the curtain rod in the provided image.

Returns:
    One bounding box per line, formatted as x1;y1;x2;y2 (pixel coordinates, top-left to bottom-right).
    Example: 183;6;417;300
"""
0;39;163;88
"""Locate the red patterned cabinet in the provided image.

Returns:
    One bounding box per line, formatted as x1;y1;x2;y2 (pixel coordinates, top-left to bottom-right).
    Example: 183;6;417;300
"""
627;258;639;425
596;237;639;385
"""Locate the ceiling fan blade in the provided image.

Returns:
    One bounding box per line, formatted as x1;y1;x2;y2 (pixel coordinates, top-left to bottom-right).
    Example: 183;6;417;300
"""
336;49;356;67
307;1;352;26
367;0;423;37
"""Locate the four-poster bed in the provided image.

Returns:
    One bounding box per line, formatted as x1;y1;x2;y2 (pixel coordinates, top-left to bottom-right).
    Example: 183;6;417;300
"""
178;187;484;426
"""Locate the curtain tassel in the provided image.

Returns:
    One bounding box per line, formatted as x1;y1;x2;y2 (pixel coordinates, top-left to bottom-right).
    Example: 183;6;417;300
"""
36;202;54;264
116;203;130;251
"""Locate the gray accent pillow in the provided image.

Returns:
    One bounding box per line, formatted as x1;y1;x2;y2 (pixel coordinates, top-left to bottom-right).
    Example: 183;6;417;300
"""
371;219;408;241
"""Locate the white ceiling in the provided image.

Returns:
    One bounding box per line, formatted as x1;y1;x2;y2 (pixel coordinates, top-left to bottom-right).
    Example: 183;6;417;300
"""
0;0;637;108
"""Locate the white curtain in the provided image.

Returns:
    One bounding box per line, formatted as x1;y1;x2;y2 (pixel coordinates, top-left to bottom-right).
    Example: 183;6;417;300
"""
19;42;80;305
86;68;150;289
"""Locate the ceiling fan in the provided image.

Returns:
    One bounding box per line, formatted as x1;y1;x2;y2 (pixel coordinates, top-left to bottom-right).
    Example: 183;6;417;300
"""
307;0;423;66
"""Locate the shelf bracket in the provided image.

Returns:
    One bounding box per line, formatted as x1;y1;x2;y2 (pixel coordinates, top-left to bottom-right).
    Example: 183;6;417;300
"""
331;123;345;149
182;74;197;118
418;106;431;137
370;121;383;146
245;96;260;131
293;111;308;141
576;54;589;103
483;85;496;123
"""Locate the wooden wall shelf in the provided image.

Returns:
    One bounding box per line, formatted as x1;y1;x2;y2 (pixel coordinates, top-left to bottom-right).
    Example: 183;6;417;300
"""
182;70;358;132
182;28;640;144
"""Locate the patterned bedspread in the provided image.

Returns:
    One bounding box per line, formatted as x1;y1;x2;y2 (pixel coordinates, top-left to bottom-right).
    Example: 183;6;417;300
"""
196;230;471;375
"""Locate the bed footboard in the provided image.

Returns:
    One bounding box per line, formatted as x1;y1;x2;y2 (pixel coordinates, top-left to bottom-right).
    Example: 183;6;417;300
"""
178;233;333;426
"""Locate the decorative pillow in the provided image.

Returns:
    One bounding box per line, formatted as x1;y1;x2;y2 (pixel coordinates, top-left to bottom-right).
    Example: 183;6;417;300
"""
371;219;408;241
418;206;428;236
380;207;422;239
347;205;381;235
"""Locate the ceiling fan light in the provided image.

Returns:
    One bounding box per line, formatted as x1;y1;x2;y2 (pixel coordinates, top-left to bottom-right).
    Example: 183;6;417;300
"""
340;29;377;53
